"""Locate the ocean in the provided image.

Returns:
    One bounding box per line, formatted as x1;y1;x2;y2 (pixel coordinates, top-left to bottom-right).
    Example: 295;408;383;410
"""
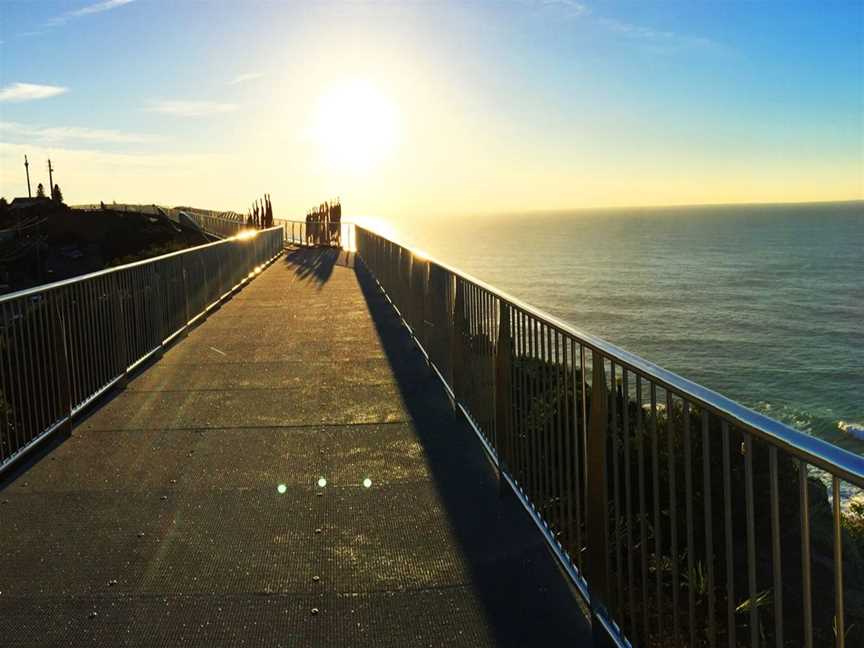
374;201;864;456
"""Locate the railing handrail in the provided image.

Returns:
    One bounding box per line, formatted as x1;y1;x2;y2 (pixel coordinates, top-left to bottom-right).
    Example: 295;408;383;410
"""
0;227;278;305
355;224;864;486
274;218;353;224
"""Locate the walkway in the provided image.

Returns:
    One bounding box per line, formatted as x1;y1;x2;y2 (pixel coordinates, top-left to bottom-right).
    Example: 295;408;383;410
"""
0;247;590;646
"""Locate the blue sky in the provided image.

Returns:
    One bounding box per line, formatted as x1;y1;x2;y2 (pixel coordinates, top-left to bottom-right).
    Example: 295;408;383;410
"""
1;1;862;216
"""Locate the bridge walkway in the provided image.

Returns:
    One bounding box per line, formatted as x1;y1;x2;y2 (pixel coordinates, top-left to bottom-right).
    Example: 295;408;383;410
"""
0;246;590;647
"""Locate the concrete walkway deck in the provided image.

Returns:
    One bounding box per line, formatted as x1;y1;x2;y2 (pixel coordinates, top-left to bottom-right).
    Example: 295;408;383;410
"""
0;247;590;647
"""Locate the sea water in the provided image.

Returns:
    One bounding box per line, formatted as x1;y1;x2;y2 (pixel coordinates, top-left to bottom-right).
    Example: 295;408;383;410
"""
383;201;864;456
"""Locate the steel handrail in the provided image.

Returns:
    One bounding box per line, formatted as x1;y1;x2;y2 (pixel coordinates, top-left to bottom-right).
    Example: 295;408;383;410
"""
355;225;863;486
354;223;862;648
0;226;284;475
0;228;275;305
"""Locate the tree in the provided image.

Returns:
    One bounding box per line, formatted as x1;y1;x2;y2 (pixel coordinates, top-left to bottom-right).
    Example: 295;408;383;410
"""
52;184;64;204
36;183;45;198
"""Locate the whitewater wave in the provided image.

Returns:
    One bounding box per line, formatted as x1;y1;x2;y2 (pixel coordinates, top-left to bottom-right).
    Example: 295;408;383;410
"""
838;420;864;441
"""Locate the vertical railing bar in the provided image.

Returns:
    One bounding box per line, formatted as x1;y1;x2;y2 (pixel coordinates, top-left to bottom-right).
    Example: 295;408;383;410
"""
832;475;845;648
3;302;23;453
623;368;636;637
31;295;48;435
90;278;104;389
78;281;91;403
22;293;39;439
611;360;622;617
96;278;111;387
530;316;539;507
26;296;43;436
555;330;565;541
563;334;574;553
13;299;30;444
544;323;553;521
667;390;680;645
127;272;139;369
522;309;530;491
102;276;115;383
683;401;696;648
722;420;736;648
744;433;758;648
537;321;547;516
571;337;583;567
486;290;493;446
650;382;663;640
125;272;137;370
637;375;649;643
60;288;76;409
703;410;717;648
42;292;61;429
521;313;530;499
6;301;22;452
580;343;588;568
490;291;497;445
471;282;479;422
47;291;64;425
769;446;783;648
0;304;11;461
515;309;525;487
464;281;472;416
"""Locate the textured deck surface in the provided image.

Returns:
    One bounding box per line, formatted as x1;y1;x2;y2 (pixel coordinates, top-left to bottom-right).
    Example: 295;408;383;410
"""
0;247;590;647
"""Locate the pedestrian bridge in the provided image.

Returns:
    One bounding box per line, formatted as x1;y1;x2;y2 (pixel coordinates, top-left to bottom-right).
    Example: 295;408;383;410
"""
1;222;862;647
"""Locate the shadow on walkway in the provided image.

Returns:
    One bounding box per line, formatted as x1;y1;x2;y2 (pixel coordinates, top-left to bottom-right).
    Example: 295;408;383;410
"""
284;246;354;286
352;260;592;646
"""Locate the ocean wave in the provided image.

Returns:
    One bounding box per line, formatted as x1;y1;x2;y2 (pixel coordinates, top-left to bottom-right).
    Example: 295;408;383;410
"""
838;420;864;440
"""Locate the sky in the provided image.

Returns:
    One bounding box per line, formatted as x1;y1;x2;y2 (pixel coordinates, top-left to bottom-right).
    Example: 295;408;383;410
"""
0;0;862;219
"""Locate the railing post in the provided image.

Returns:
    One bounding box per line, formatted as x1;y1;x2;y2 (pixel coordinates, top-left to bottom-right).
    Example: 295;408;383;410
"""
53;292;72;435
495;301;513;497
181;257;191;336
420;258;430;355
111;273;129;388
450;276;466;405
586;350;611;646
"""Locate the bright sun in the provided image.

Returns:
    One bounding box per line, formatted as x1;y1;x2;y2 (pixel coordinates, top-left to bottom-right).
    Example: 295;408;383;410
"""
311;80;399;175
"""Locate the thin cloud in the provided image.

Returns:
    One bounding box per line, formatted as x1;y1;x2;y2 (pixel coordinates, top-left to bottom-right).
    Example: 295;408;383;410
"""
0;83;68;103
146;100;238;117
0;121;162;145
595;16;720;51
228;72;264;86
542;0;589;16
47;0;135;27
70;0;135;17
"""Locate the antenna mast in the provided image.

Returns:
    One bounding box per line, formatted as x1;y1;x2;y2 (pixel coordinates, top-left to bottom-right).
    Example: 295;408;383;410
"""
48;159;54;196
24;155;32;197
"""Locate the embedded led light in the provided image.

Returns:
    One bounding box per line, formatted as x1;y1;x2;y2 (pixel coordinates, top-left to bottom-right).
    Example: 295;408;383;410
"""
362;478;372;489
317;477;327;488
277;484;287;494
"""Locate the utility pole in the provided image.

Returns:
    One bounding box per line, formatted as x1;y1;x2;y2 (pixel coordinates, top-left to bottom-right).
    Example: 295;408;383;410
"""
47;159;54;196
24;155;31;197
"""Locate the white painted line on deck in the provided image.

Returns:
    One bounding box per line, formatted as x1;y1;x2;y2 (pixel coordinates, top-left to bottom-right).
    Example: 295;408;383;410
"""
209;346;227;356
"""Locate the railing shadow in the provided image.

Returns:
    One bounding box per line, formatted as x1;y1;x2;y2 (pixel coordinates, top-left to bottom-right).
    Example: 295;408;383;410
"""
284;246;354;287
352;259;592;646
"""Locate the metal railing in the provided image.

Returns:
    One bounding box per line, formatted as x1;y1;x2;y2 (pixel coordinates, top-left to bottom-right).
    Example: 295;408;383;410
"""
354;226;864;648
0;227;283;474
180;210;248;238
275;218;355;250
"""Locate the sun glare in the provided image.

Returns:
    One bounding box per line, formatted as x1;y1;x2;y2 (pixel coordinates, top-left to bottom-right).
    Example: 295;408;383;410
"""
311;80;399;175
